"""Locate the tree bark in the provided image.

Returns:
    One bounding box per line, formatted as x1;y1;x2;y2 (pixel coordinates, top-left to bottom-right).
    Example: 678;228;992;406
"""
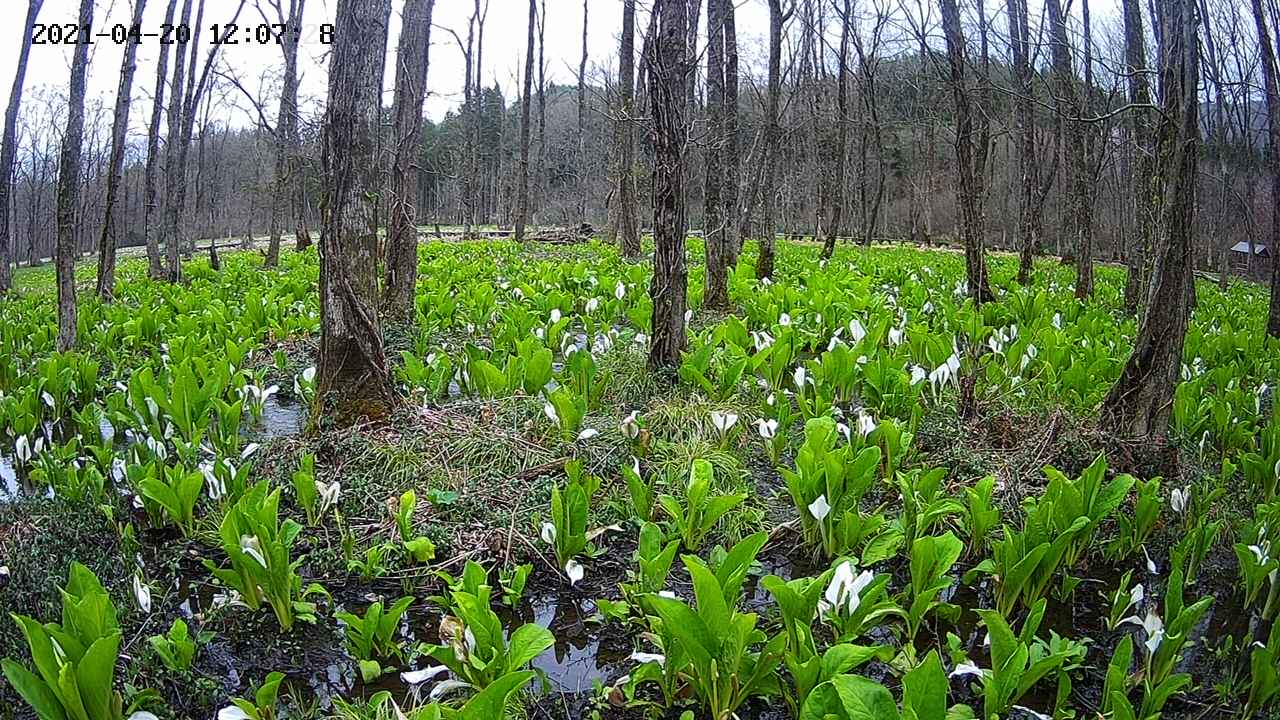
266;0;307;267
384;0;435;322
575;0;587;226
1008;0;1040;285
648;0;690;371
143;0;179;280
160;0;197;281
1252;0;1280;337
57;0;94;351
1046;0;1092;298
940;0;994;304
1121;0;1157;312
721;0;740;267
703;0;728;309
318;0;396;421
96;0;148;300
514;0;536;242
0;0;43;295
756;0;785;281
819;1;852;260
613;0;641;258
1102;0;1199;438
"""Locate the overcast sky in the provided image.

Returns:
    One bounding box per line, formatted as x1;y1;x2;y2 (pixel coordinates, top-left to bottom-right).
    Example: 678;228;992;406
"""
0;0;1119;134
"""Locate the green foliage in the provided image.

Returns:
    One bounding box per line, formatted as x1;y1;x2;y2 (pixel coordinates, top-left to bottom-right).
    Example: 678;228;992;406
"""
641;533;784;720
2;563;129;720
421;578;554;693
335;597;414;682
658;458;746;551
148;618;209;673
203;481;316;631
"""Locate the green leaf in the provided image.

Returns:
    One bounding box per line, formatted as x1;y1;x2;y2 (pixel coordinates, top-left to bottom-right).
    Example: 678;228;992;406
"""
902;650;947;720
2;659;67;720
505;623;555;670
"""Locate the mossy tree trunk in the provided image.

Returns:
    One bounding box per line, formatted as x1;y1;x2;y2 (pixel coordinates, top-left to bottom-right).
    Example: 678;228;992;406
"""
647;0;690;371
1102;0;1199;438
317;0;396;422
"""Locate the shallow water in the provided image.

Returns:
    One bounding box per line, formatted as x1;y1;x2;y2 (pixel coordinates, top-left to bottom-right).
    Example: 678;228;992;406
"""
250;396;307;439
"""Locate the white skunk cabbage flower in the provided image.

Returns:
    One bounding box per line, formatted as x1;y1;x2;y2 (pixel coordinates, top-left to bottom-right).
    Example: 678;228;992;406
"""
401;665;449;685
565;559;585;586
755;418;778;440
824;561;875;617
620;411;641;440
132;575;152;614
710;411;738;434
807;495;831;522
1121;609;1166;657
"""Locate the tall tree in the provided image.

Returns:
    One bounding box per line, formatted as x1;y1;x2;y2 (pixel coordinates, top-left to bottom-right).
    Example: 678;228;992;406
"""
939;0;994;302
611;0;641;257
56;0;94;350
703;0;729;309
384;0;435;321
1008;0;1040;284
818;0;852;259
514;0;536;242
755;0;787;280
263;0;308;267
317;0;396;419
0;0;43;295
95;0;149;300
1252;0;1280;336
143;0;180;280
164;0;245;281
648;0;690;370
1046;0;1093;297
721;0;740;266
1102;0;1199;437
576;0;588;225
1120;0;1157;312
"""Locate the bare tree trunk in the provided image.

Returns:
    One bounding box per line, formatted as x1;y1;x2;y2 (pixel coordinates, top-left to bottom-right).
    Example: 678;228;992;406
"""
613;0;641;257
1252;0;1280;336
514;0;536;242
648;0;690;371
703;0;728;309
1009;0;1039;284
1046;0;1092;297
722;0;740;266
96;0;148;300
161;0;197;280
57;0;93;351
756;0;786;281
940;0;994;303
0;0;43;295
384;0;435;321
1121;0;1157;312
266;0;307;266
1102;0;1199;438
318;0;396;421
142;0;179;280
534;0;546;224
819;1;852;259
576;0;588;226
